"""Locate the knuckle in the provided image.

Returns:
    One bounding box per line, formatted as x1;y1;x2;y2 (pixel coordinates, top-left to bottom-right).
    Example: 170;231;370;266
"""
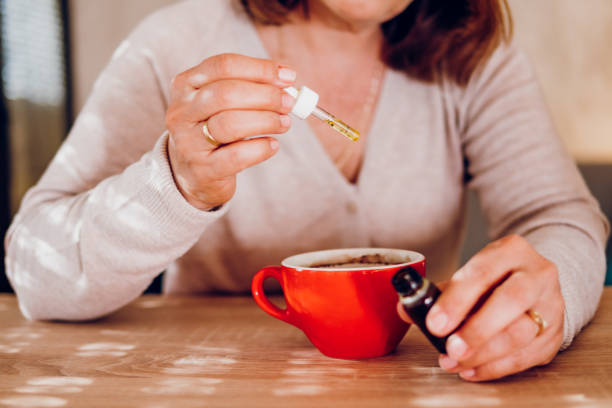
213;53;236;77
211;83;233;107
264;87;282;110
452;267;468;281
463;263;488;281
501;234;525;249
541;261;558;281
259;60;277;82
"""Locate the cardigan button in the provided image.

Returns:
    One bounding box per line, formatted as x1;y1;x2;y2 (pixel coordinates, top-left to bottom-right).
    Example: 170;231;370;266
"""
346;201;358;214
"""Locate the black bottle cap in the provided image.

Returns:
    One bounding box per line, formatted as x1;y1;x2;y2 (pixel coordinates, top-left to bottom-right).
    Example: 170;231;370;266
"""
391;266;424;296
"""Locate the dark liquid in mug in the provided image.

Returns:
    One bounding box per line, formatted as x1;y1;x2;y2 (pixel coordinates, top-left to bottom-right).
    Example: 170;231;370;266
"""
308;254;400;269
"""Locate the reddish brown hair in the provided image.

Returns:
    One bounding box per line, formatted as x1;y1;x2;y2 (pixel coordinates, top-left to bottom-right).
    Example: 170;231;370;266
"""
240;0;512;86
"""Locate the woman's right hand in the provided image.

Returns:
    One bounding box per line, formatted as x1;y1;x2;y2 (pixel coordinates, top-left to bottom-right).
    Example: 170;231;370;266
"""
166;53;297;210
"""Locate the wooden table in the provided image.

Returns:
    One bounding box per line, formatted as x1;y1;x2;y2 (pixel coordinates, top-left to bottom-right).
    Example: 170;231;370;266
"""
1;289;611;408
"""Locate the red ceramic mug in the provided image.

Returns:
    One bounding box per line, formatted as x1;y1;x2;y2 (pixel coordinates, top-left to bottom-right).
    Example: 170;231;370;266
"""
251;248;426;359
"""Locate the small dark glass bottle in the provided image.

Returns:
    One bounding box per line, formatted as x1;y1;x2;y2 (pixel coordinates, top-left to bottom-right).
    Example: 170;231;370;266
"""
392;266;448;354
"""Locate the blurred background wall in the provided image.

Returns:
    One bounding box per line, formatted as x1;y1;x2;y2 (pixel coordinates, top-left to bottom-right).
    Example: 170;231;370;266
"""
69;0;612;162
1;0;611;293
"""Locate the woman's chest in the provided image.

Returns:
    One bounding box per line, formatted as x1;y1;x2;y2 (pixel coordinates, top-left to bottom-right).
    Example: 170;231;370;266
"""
225;98;466;251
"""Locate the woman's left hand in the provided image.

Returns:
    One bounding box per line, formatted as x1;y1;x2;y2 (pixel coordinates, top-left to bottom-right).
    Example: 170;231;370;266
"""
411;234;564;381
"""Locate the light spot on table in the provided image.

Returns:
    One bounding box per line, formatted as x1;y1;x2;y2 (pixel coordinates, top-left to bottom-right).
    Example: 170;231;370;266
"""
189;346;240;354
411;395;502;407
173;356;237;366
273;385;329;396
280;377;322;384
288;359;313;365
0;345;20;354
13;377;93;396
140;378;221;396
15;387;82;395
27;378;93;387
563;394;591;403
140;385;216;396
74;351;127;357
0;396;67;407
134;299;166;309
161;367;205;375
409;366;446;375
290;350;323;359
99;330;130;336
283;367;356;377
161;355;237;374
75;343;134;357
78;342;135;351
4;332;41;340
161;378;222;386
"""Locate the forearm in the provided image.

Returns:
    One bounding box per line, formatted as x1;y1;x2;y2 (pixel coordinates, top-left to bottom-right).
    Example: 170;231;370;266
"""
5;133;225;321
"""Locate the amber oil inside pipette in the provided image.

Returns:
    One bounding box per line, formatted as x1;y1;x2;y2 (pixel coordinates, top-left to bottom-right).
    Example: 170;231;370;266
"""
313;106;360;142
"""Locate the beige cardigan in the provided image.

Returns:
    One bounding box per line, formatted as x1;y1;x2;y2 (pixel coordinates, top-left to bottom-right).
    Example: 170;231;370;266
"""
5;0;609;349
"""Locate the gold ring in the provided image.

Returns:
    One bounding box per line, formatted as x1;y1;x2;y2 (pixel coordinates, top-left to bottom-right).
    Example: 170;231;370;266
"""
202;122;220;148
526;309;547;337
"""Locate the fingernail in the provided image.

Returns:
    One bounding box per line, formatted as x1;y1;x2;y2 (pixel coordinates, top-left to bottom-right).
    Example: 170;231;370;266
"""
439;355;458;370
459;369;475;379
282;93;295;110
428;305;448;333
447;334;469;359
269;139;279;150
278;67;296;82
279;114;291;128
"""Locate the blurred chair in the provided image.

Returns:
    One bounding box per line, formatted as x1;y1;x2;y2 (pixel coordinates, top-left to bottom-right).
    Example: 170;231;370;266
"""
461;168;612;285
0;0;71;292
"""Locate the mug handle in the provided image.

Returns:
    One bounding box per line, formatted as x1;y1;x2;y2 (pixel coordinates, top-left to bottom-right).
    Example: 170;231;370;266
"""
251;266;296;326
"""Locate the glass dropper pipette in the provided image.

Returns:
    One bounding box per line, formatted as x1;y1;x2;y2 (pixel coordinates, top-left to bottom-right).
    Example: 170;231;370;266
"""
284;86;360;142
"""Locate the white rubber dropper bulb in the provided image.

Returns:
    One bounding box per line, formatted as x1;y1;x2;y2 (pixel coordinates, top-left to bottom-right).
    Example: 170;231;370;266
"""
283;86;319;119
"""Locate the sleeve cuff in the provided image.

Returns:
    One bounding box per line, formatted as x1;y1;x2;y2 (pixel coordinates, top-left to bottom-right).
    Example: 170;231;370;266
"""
136;131;230;239
524;226;605;350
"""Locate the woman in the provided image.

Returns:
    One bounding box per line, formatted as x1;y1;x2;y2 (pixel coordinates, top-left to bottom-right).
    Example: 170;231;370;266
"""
5;0;608;381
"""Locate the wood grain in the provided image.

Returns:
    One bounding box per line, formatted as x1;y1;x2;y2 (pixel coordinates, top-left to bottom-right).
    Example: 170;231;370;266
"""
1;289;611;407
